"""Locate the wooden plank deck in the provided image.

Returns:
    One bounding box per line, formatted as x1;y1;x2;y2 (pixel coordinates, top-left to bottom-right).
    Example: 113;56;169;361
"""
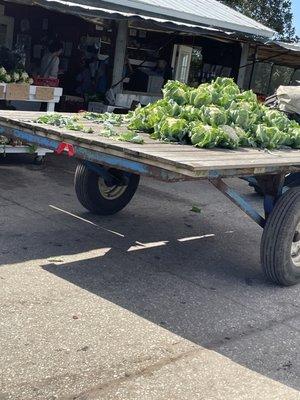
0;110;299;179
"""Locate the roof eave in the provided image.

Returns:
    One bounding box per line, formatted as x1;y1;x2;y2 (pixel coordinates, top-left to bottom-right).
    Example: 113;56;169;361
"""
80;0;276;38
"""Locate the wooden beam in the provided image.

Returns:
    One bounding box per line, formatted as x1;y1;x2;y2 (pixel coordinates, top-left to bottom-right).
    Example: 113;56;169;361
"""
112;20;128;94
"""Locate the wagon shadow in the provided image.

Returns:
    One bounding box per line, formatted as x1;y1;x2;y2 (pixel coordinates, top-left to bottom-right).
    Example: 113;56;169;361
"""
39;204;300;392
1;155;299;391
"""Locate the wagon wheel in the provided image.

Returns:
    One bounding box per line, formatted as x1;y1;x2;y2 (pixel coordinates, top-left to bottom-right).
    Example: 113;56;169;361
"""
74;162;140;215
261;187;300;286
34;155;45;165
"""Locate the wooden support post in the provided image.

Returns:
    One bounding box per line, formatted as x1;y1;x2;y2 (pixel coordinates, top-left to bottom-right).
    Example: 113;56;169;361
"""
112;20;128;94
237;42;250;89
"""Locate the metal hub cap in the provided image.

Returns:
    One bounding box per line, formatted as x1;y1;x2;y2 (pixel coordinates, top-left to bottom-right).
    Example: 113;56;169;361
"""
291;222;300;267
98;178;127;200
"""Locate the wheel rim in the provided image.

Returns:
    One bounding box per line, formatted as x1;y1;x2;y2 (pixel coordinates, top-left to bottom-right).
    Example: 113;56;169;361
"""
291;221;300;268
98;177;127;200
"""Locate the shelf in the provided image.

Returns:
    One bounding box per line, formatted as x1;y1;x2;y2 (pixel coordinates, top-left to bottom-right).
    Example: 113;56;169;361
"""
127;46;155;51
128;59;156;67
98;54;109;60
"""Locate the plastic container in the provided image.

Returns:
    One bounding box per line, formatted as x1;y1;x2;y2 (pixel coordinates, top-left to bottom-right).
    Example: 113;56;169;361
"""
33;76;59;87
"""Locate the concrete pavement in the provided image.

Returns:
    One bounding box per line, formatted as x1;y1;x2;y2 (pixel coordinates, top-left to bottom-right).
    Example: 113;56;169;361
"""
0;154;299;399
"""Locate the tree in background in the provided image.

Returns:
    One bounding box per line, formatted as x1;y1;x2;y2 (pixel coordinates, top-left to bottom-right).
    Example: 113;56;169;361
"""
222;0;298;42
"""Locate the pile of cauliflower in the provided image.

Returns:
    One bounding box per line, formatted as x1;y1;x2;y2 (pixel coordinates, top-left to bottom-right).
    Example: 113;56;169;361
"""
128;78;300;150
0;66;33;84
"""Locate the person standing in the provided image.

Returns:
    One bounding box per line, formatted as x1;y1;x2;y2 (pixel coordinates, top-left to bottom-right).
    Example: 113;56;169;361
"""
40;41;63;78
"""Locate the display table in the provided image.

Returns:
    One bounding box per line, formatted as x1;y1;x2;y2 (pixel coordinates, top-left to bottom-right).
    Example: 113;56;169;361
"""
0;84;63;111
0;84;63;161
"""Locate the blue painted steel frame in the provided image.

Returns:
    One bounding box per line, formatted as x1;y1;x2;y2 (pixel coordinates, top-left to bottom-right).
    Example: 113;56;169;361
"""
210;178;265;228
2;124;297;229
0;126;182;181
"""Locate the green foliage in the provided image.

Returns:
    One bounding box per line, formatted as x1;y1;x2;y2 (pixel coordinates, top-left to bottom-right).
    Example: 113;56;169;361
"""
162;80;190;105
190;205;202;213
127;79;300;150
255;125;286;149
36;114;85;131
118;131;144;144
201;106;227;127
84;112;124;126
221;0;298;42
154;117;188;142
36;77;300;151
190;123;220;148
229;108;250;129
36;113;143;144
288;124;300;148
217;125;240;149
263;109;291;131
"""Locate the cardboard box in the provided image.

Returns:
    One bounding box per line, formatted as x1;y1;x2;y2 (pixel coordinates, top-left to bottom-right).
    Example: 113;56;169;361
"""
0;85;5;100
6;84;30;101
35;86;55;101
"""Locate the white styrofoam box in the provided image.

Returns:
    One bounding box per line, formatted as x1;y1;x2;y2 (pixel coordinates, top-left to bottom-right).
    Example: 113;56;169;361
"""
147;75;164;94
116;92;162;108
88;102;106;113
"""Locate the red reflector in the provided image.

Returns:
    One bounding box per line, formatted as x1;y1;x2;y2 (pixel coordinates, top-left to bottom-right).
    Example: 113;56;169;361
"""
55;142;75;157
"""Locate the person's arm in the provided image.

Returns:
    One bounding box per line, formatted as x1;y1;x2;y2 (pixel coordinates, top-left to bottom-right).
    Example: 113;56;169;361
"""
49;56;59;78
125;56;133;74
40;55;47;77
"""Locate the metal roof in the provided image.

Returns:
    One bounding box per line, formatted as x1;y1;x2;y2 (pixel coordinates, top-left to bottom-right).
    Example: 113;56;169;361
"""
273;41;300;53
66;0;276;38
13;0;276;39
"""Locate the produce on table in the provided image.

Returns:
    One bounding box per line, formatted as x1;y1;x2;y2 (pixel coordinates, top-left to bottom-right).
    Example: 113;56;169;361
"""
33;78;300;150
289;123;300;148
118;131;144;144
36;114;86;132
128;78;300;149
189;123;219;148
84;112;125;125
0;66;33;84
34;113;144;144
99;122;119;137
153;117;188;142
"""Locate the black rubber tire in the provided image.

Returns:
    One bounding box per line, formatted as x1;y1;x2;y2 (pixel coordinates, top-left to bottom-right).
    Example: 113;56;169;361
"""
74;162;140;215
261;187;300;286
34;155;45;165
254;185;264;196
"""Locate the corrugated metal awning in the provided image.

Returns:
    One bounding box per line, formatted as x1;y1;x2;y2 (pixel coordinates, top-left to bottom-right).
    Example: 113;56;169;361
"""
64;0;276;38
272;41;300;53
12;0;275;39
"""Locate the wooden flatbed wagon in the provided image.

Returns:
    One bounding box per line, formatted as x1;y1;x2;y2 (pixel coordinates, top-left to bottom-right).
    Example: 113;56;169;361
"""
0;110;300;286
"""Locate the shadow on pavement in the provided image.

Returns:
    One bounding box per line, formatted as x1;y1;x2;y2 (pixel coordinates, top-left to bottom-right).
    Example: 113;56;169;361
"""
1;155;299;391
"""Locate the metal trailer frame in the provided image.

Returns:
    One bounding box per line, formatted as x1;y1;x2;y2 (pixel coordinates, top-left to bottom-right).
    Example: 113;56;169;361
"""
0;144;52;164
1;122;300;286
0;125;293;222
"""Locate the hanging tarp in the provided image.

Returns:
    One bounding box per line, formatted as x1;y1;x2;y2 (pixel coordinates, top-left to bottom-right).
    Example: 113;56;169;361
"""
277;85;300;114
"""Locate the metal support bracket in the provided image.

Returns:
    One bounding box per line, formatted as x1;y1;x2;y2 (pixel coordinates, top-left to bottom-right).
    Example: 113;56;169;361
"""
209;178;265;228
84;160;126;187
256;173;285;218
